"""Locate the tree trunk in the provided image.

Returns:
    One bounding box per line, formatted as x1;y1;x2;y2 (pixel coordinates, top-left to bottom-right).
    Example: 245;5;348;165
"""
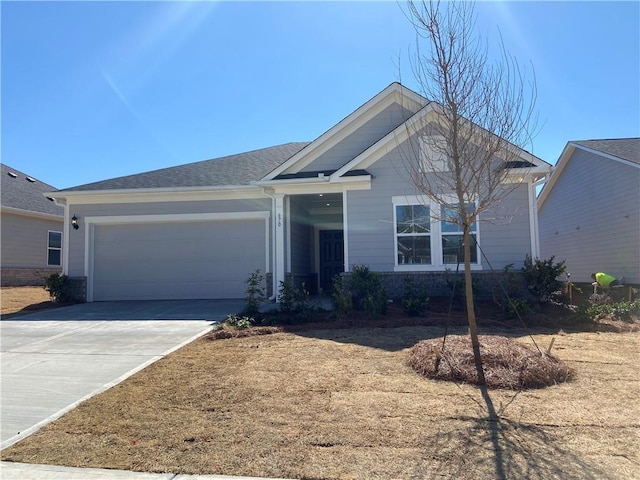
463;225;486;385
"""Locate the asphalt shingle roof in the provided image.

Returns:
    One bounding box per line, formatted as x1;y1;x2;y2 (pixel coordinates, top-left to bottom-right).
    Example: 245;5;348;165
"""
60;142;310;192
572;138;640;165
1;164;63;217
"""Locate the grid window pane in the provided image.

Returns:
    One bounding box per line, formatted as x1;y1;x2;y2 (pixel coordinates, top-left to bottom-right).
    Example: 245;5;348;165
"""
442;234;477;264
397;236;431;265
48;231;62;249
48;249;61;266
441;204;476;233
396;205;430;234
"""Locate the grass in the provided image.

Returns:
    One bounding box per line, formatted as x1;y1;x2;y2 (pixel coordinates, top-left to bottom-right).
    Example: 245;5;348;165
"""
2;314;639;479
0;286;55;318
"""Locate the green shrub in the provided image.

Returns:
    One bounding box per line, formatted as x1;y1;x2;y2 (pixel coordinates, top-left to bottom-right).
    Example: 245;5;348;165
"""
444;270;480;305
44;273;73;303
332;274;352;315
277;278;300;313
522;255;567;302
225;314;255;330
402;277;429;316
501;298;531;319
348;265;387;316
243;269;266;316
581;299;640;323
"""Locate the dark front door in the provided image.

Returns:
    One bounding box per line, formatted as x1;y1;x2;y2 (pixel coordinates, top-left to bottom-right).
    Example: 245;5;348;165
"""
319;230;344;293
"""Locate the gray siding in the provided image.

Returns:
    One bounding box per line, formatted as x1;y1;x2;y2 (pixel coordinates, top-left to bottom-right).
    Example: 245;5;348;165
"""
539;149;640;283
298;103;413;173
1;212;64;269
67;197;271;278
346;142;534;271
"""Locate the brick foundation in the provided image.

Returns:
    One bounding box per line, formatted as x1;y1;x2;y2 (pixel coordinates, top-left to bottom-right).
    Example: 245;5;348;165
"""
1;268;62;287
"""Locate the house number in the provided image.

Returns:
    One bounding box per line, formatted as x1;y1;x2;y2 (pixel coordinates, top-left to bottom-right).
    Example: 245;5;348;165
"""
277;213;282;227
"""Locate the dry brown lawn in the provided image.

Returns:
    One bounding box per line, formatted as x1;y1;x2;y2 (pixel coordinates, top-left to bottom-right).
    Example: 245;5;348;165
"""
2;321;639;479
1;286;54;317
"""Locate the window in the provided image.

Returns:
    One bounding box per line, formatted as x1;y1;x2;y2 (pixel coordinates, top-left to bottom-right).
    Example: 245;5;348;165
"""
393;196;480;271
441;203;478;264
419;135;449;172
47;231;62;266
395;205;431;265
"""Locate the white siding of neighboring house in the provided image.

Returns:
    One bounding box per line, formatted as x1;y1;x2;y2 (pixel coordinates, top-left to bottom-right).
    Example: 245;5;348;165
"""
539;148;640;284
1;211;64;269
346;139;534;272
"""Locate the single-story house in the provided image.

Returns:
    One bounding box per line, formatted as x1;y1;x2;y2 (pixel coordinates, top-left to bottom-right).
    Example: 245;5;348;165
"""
1;163;64;286
538;138;640;285
48;83;551;302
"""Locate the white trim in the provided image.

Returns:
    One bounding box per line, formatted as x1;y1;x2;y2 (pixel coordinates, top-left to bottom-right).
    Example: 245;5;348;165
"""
62;204;70;275
285;196;292;274
0;205;63;222
49;186;267;205
391;196;482;272
342;191;349;272
83;211;271;302
528;180;540;258
264;83;426;180
46;230;63;267
273;194;286;298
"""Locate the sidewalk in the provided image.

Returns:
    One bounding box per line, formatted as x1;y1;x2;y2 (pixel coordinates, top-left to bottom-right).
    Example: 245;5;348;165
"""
0;462;295;480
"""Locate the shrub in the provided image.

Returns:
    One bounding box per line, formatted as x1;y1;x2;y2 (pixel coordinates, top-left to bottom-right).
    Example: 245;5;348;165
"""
522;255;567;302
580;299;640;323
243;269;266;316
402;277;429;316
332;274;352;316
44;273;73;303
444;270;480;305
224;314;255;330
277;278;300;313
501;298;531;319
349;265;387;316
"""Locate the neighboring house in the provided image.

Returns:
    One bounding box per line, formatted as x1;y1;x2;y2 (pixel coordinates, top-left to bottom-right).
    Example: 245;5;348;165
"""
1;164;64;286
47;83;551;302
538;138;640;285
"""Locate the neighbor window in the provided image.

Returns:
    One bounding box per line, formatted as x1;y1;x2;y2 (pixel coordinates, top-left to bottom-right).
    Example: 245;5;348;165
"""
395;204;431;265
441;203;477;264
47;231;62;266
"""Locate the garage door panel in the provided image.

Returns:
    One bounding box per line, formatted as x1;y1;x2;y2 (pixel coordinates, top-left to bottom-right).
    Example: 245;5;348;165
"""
92;220;266;301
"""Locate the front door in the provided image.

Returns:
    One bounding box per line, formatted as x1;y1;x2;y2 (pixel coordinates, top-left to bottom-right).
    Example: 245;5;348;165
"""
319;230;344;293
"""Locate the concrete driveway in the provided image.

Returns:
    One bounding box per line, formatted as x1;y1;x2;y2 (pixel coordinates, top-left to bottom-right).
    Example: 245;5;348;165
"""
0;300;245;449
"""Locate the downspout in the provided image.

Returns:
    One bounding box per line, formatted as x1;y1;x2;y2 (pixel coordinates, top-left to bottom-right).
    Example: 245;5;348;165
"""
528;174;549;259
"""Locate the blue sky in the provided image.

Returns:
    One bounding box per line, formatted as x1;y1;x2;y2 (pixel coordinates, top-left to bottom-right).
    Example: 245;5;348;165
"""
2;1;639;189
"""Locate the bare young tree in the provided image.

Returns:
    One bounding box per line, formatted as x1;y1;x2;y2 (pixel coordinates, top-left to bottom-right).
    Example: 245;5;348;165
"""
403;0;538;384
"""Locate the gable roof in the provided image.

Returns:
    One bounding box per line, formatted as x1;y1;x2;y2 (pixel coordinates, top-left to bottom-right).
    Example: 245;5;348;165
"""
538;137;640;208
263;83;427;180
571;138;640;165
58;143;309;193
1;163;63;218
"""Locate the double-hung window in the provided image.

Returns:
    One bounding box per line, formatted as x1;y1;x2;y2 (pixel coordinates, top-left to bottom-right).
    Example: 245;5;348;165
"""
395;204;431;265
393;196;480;270
47;231;62;266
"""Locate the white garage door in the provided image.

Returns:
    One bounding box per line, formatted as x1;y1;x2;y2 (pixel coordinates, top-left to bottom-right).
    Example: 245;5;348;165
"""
92;220;266;301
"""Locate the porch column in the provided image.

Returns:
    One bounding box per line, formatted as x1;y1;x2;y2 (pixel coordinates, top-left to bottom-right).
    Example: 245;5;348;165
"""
274;193;286;299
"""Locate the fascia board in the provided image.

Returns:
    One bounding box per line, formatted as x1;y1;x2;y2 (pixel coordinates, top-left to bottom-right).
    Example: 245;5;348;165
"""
537;143;575;209
0;206;64;222
268;181;371;196
48;185;265;205
331;104;438;179
263;83;427;180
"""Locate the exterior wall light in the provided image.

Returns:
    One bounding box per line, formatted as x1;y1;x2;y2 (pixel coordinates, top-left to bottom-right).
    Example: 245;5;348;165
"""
71;215;79;230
